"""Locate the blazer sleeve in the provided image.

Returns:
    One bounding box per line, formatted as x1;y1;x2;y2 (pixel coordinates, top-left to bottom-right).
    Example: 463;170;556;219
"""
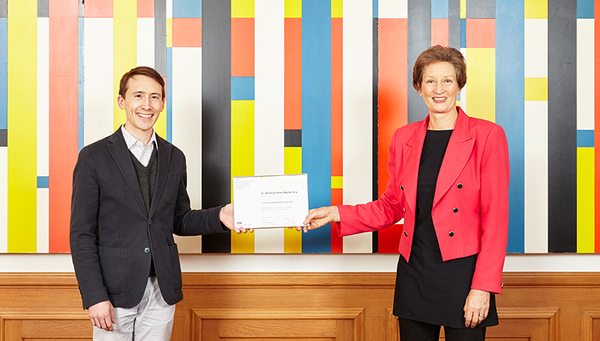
471;124;510;294
69;147;110;309
337;129;405;236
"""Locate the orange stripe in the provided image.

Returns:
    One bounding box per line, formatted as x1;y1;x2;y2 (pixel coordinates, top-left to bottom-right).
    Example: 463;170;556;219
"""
231;18;255;77
285;18;302;130
137;0;154;17
331;189;343;253
431;18;449;47
172;18;202;47
595;2;600;252
331;17;343;254
466;18;495;48
84;0;113;18
49;0;79;252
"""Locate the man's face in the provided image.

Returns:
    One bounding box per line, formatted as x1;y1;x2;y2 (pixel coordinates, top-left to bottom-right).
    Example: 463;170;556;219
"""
118;75;164;139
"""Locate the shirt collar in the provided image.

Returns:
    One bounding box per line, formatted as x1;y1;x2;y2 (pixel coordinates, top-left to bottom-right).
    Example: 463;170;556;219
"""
121;125;157;150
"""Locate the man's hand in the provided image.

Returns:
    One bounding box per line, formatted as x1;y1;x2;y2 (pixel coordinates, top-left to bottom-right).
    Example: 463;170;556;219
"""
220;203;252;234
88;300;115;331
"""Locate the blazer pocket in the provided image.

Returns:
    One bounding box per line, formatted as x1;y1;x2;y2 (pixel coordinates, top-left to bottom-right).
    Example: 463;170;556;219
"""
98;246;127;295
168;244;183;291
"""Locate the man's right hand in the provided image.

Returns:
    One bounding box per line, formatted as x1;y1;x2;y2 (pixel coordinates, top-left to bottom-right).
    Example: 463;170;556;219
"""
88;300;115;331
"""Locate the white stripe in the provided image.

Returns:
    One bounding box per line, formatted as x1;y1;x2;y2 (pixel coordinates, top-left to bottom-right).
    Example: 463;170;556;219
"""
524;19;548;78
379;0;408;19
84;18;114;146
37;18;49;177
343;0;373;253
36;189;49;253
137;18;155;68
166;0;172;18
172;47;202;253
254;0;285;253
0;148;7;253
577;18;594;130
524;100;548;253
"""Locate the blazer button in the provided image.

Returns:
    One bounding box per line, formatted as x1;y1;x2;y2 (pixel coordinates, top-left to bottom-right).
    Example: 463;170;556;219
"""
403;207;406;212
400;185;404;191
403;231;408;237
148;219;153;225
457;183;463;189
449;231;455;237
144;247;150;253
453;207;459;213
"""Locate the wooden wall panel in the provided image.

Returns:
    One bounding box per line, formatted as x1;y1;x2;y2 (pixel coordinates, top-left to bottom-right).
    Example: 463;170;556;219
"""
0;272;599;340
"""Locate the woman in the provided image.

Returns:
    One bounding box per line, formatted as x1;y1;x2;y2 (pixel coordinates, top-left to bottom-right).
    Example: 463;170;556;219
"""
303;45;509;341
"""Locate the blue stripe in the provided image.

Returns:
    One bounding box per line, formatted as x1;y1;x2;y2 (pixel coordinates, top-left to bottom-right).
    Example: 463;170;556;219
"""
166;47;172;143
577;130;594;148
37;176;49;189
231;77;255;100
0;18;6;130
496;0;524;253
302;0;331;253
78;18;84;151
373;0;378;18
460;18;466;48
577;0;594;18
173;0;201;18
431;0;449;18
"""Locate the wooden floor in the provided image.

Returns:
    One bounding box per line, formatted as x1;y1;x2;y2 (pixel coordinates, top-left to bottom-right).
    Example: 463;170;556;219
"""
0;272;598;340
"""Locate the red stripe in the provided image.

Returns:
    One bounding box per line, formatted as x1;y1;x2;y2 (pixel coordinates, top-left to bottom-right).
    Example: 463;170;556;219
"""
137;0;154;18
172;18;202;48
331;17;343;253
49;1;79;252
285;18;302;130
466;19;495;48
84;0;113;18
231;18;255;77
595;3;600;252
377;19;407;253
431;18;449;46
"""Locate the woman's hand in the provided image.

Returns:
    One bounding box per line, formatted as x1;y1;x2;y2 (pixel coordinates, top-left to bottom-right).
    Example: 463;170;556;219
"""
299;206;340;233
463;289;490;328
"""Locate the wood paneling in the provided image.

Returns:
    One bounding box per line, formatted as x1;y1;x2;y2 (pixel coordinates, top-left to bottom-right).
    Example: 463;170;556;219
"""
0;272;599;340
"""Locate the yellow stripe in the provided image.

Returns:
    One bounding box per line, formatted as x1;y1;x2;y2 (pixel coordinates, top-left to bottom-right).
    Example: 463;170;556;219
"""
524;77;548;101
285;0;302;18
7;0;37;252
577;148;594;253
465;48;495;122
331;176;343;189
232;0;255;18
332;0;342;18
284;147;302;252
166;17;172;48
113;0;137;130
525;0;548;19
460;0;466;19
231;100;255;253
154;103;167;138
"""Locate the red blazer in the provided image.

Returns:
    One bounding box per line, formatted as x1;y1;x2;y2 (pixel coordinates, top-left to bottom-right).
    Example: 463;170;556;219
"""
338;108;509;294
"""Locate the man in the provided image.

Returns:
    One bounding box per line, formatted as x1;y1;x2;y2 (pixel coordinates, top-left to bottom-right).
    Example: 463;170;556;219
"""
70;66;247;340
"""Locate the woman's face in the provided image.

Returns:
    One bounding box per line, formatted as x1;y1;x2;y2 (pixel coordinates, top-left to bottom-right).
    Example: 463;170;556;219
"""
418;61;460;117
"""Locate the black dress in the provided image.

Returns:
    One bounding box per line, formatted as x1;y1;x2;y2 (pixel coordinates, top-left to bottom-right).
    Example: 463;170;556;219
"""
392;130;498;328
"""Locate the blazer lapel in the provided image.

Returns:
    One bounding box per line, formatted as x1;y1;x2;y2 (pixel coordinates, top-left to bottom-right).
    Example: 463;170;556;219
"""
402;120;428;214
148;135;172;218
433;108;475;205
107;130;147;214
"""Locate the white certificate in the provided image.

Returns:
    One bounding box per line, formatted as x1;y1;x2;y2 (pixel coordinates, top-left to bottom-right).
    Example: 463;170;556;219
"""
233;174;308;229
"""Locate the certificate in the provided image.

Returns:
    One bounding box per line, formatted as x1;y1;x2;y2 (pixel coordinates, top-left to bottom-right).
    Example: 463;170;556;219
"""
233;174;308;229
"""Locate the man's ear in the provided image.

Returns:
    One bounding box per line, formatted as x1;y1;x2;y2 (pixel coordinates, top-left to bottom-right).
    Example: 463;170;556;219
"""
117;95;125;110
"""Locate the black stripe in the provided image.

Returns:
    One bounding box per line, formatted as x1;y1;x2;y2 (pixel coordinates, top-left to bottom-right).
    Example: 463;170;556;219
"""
548;0;577;252
466;0;494;18
372;16;379;253
0;129;6;147
407;0;430;123
37;0;49;18
284;129;302;147
448;0;461;50
154;0;167;76
201;0;231;253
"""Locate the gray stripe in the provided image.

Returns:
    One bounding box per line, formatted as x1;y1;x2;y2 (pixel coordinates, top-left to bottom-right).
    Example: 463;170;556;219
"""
448;0;461;49
37;0;49;17
284;130;302;147
466;0;494;18
0;130;6;147
79;0;84;18
154;0;166;76
547;0;577;252
201;0;231;253
407;0;430;123
0;0;6;18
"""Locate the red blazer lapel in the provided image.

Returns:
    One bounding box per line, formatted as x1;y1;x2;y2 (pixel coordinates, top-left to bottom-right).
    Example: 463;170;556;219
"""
433;108;475;205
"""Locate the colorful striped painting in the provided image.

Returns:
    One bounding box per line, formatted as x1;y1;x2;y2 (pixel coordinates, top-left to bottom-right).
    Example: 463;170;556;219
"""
0;0;596;254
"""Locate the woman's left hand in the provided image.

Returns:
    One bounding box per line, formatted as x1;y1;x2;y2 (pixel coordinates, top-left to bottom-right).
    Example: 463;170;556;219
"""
463;289;490;328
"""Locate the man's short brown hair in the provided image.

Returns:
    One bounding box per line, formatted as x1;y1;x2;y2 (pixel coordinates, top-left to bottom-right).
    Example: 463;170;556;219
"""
119;66;165;99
